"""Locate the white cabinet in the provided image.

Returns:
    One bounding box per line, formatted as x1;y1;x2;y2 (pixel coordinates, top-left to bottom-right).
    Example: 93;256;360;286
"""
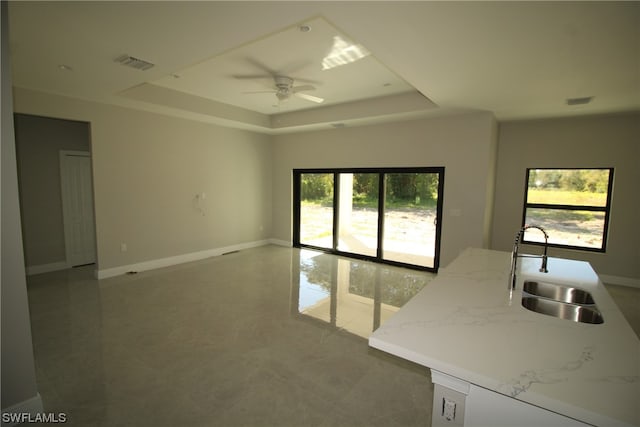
432;370;589;427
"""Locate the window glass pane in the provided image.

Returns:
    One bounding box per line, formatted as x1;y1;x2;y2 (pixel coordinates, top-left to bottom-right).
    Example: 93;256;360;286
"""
337;173;379;257
527;169;610;207
383;173;439;268
524;208;605;249
300;173;334;249
295;168;444;271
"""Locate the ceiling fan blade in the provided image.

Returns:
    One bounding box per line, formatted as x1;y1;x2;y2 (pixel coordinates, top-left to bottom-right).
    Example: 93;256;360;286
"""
291;76;322;85
232;74;274;80
242;90;276;95
295;92;324;104
292;85;316;93
244;57;277;76
280;60;313;76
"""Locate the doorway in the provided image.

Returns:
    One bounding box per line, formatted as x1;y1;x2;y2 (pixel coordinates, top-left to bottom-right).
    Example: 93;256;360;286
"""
14;114;96;274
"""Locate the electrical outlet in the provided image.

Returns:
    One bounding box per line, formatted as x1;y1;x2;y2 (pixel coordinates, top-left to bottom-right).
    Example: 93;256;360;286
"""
432;382;466;427
120;243;127;252
443;398;457;421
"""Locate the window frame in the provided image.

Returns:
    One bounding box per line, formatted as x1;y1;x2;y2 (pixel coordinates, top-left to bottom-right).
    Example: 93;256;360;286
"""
521;167;614;252
293;167;445;272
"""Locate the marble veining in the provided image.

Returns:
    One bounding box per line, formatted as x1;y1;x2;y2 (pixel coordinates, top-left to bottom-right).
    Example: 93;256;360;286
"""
588;375;640;384
499;346;595;397
369;248;640;427
439;268;505;282
374;304;536;334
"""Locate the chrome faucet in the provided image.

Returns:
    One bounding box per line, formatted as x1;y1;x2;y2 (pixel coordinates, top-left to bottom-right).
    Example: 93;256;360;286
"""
509;225;549;290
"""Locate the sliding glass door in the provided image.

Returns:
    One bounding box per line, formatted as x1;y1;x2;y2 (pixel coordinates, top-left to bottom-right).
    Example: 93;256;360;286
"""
383;172;440;268
293;168;444;271
336;173;379;257
298;173;334;249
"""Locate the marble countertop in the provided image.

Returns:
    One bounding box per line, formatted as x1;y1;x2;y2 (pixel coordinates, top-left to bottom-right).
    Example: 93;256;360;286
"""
369;247;640;427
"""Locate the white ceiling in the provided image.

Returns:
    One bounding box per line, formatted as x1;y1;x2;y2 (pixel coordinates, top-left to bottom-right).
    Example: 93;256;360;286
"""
7;1;639;134
151;17;416;114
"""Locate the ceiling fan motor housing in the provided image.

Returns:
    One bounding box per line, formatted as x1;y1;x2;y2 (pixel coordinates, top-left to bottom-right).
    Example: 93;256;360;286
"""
274;76;294;89
274;76;294;100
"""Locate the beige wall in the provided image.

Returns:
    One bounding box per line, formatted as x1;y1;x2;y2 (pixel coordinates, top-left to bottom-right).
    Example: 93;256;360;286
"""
14;88;273;273
492;113;640;281
14;87;498;274
272;112;498;267
1;1;40;411
14;114;91;268
14;86;635;283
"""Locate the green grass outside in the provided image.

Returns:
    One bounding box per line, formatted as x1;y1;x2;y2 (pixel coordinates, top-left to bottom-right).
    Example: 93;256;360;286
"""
301;196;437;210
527;189;607;206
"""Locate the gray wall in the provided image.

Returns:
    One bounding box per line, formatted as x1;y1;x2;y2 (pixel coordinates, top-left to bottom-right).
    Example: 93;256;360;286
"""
1;1;40;412
491;113;640;282
272;112;498;267
15;114;91;269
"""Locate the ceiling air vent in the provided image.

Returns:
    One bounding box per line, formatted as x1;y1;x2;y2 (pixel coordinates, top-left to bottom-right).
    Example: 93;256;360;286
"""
115;54;155;71
566;96;593;106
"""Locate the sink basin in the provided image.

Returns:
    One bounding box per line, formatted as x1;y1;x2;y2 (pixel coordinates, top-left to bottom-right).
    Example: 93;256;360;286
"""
521;297;604;324
523;280;595;305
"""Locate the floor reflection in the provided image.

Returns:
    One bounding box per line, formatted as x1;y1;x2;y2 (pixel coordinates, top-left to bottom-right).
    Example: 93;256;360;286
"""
291;249;436;339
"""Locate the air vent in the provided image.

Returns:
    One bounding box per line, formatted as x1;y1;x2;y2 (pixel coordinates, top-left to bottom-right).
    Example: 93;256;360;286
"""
115;54;155;71
566;96;593;106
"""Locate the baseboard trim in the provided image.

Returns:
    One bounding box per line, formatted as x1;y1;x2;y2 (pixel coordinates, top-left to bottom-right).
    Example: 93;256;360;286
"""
268;238;292;247
96;240;272;279
599;274;640;289
1;393;43;427
25;261;68;276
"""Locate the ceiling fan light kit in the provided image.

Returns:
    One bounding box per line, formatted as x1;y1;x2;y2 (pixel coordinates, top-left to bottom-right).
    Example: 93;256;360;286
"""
242;73;325;104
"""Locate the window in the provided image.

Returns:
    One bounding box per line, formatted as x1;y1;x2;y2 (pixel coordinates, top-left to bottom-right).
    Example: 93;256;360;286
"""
293;167;444;271
522;168;614;251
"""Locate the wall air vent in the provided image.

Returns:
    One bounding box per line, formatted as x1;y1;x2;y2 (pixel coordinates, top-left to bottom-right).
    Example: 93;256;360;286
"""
566;96;593;106
115;54;155;71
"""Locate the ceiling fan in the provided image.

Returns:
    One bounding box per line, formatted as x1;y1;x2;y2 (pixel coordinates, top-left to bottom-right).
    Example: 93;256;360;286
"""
243;75;324;104
233;59;324;105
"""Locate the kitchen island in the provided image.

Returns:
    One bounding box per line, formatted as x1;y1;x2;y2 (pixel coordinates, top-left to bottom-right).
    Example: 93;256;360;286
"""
369;248;639;427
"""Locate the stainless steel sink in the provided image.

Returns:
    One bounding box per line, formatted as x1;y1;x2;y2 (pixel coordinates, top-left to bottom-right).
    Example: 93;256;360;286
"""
521;297;604;324
523;280;595;305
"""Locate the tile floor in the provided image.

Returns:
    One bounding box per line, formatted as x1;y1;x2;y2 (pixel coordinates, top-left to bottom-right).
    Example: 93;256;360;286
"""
26;245;640;426
26;246;435;427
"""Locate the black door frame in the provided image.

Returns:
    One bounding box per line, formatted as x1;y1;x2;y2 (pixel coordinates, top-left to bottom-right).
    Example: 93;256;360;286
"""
293;167;445;272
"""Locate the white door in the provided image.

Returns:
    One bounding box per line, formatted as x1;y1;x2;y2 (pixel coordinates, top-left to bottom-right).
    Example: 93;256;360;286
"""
60;150;96;267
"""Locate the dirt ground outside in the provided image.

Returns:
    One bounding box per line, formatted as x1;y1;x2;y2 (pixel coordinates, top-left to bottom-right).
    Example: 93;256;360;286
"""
300;205;437;266
524;212;604;249
300;205;604;254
